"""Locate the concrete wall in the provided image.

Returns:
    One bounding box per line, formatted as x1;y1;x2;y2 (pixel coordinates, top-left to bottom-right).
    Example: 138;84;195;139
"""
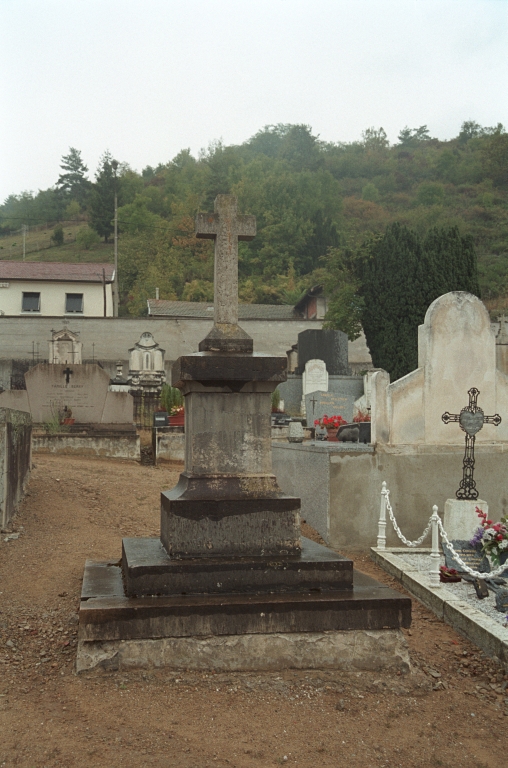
0;408;32;528
273;442;508;550
32;432;140;460
0;316;373;379
0;281;113;317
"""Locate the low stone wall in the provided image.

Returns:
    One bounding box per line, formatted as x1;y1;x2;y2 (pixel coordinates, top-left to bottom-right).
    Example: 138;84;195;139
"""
273;441;508;550
154;429;185;462
0;408;32;528
33;430;140;460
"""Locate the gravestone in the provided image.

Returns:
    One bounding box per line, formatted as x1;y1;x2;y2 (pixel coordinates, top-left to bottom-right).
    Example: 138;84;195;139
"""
77;194;411;673
443;499;488;540
301;359;328;416
303;359;328;396
21;363;132;424
443;541;491;574
297;329;350;376
305;391;351;425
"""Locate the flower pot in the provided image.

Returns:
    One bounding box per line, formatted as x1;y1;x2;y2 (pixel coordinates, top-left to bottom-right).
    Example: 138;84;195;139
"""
61;418;75;425
169;413;185;426
326;428;339;442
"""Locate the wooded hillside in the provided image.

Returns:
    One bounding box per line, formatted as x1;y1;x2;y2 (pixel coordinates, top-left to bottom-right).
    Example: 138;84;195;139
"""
1;122;507;317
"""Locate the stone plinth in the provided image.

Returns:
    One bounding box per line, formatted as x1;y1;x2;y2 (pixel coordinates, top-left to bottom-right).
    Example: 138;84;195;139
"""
122;536;353;596
77;558;411;672
443;499;487;540
162;352;300;557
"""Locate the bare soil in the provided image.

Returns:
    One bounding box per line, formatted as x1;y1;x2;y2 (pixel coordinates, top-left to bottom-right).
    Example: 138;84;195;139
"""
0;454;507;768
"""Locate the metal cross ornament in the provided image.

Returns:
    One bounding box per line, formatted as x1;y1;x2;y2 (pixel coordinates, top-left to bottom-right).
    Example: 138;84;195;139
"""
442;388;501;500
63;366;73;384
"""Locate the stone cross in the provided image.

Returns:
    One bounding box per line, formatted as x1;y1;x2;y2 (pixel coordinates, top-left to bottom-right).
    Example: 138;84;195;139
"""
196;195;256;326
196;196;256;353
442;387;501;500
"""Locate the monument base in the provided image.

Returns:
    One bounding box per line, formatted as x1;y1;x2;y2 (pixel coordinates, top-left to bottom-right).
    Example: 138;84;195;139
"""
76;628;410;674
443;499;488;540
77;556;411;672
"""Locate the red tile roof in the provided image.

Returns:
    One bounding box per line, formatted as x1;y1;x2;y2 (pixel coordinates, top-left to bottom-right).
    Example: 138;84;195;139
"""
0;262;115;283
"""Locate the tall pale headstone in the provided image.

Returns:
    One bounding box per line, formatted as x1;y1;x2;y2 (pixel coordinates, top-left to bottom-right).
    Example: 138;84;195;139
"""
301;359;328;416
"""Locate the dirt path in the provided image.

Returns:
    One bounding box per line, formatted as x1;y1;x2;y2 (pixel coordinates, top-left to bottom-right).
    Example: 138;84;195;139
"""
0;455;506;768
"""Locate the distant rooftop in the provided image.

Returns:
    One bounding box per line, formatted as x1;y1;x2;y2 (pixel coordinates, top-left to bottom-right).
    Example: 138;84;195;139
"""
0;261;115;283
147;299;300;320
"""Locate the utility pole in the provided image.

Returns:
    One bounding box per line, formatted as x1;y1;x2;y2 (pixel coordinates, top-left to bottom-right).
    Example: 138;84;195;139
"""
22;224;27;260
111;159;119;317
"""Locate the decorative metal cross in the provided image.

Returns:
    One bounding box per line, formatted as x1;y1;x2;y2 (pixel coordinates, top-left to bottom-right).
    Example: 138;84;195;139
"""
309;395;318;416
63;366;73;384
442;388;501;500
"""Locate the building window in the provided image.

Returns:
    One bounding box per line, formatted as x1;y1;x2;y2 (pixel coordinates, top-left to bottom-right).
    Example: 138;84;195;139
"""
65;293;83;313
22;292;40;312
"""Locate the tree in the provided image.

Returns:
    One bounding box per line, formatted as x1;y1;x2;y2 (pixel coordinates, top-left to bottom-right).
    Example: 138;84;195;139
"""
326;223;480;381
56;148;90;205
50;224;64;246
88;152;117;242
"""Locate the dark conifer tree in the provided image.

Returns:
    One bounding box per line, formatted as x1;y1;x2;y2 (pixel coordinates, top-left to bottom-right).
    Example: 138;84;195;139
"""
354;223;480;381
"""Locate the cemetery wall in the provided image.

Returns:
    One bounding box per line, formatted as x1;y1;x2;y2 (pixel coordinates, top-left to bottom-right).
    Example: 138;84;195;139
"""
0;316;373;382
0;408;32;528
273;442;508;550
32;432;140;460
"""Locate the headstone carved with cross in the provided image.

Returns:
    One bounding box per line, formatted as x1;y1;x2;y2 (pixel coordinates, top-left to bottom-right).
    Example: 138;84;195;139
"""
442;387;501;500
196;195;256;354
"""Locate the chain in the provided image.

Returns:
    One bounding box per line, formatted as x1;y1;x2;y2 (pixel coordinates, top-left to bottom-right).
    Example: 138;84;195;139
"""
437;519;508;579
385;491;433;547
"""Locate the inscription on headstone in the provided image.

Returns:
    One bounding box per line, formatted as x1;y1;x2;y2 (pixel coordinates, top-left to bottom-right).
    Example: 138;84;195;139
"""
443;540;491;574
305;390;355;425
302;359;328;396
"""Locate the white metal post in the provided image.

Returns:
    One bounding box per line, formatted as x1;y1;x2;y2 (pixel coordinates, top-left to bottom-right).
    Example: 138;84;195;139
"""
377;481;387;549
430;505;441;588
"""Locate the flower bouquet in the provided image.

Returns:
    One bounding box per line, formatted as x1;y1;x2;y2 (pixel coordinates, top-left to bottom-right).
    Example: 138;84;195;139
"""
470;507;508;567
439;565;461;583
314;415;348;430
353;410;371;423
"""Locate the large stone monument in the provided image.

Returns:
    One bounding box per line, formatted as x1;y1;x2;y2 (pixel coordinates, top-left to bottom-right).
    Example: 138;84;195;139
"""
77;195;410;673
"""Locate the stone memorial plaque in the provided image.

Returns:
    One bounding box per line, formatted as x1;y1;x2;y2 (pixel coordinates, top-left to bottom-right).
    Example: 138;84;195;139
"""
302;359;328;397
305;391;350;425
442;540;490;574
459;409;485;436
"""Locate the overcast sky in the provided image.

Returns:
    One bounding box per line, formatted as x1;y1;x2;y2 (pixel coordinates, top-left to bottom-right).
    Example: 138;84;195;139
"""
1;0;507;203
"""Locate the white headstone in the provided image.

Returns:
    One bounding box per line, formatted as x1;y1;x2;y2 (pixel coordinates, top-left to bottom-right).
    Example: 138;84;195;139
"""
443;499;488;540
371;292;508;445
301;359;328;416
303;359;328;396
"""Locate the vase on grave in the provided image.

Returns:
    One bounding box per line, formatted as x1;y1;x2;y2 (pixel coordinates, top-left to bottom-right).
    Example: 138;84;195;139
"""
326;427;339;442
169;412;185;426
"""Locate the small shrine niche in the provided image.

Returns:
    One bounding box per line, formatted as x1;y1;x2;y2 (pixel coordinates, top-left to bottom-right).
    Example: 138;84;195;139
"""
49;328;82;365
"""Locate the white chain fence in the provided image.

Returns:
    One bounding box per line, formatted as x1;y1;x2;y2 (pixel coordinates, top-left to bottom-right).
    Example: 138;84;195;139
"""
376;481;508;587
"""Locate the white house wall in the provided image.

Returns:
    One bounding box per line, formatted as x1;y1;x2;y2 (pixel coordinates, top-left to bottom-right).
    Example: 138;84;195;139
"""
0;280;113;317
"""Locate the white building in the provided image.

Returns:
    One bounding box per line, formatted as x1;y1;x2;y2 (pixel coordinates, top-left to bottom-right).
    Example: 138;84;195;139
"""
0;262;114;317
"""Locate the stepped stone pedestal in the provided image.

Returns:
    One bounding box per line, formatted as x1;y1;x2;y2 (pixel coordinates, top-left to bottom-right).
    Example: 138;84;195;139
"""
77;195;411;673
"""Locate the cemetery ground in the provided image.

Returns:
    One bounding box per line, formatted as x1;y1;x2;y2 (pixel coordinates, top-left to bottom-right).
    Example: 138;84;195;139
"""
0;457;507;768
